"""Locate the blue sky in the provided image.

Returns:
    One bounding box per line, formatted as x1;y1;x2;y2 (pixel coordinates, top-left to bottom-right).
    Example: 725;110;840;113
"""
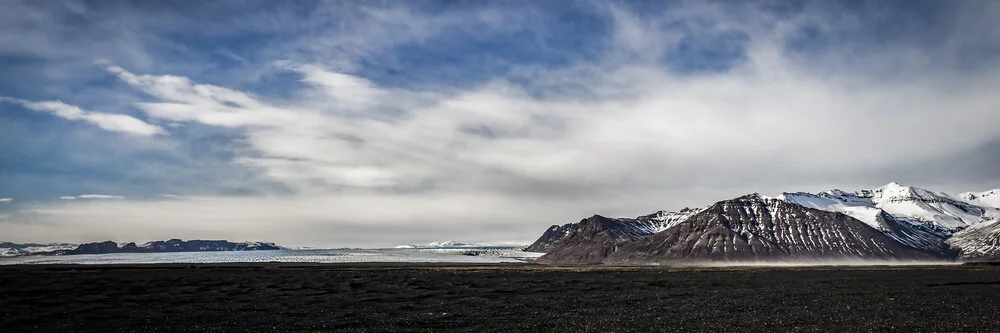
1;0;999;247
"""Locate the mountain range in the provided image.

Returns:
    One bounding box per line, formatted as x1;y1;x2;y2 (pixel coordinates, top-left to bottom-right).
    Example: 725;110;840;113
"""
528;183;1000;264
2;239;280;256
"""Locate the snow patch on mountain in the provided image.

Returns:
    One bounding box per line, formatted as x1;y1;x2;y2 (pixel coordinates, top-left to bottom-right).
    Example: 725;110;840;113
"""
778;191;882;229
956;189;1000;209
637;207;706;232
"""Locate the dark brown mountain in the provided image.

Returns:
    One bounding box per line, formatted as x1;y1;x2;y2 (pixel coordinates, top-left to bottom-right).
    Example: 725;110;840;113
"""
525;208;702;254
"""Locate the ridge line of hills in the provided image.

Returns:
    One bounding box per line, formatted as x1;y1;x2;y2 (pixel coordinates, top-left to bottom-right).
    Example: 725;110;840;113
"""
2;239;280;257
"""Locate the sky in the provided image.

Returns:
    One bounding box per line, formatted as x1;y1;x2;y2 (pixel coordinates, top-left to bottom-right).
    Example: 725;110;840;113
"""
1;0;999;247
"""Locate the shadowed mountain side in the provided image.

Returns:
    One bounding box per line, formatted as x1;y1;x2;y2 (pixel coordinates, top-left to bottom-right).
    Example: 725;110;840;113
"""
524;223;573;253
875;211;956;258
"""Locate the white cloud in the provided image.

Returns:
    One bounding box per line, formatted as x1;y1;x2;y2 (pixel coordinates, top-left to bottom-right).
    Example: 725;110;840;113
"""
59;196;77;200
0;198;12;203
77;194;126;200
0;97;165;136
102;45;1000;197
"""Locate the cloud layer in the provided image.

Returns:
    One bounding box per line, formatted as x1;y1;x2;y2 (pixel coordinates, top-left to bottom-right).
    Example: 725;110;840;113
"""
1;0;999;246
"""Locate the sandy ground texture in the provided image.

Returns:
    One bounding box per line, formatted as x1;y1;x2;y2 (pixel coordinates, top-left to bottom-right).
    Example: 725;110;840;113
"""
2;263;1000;332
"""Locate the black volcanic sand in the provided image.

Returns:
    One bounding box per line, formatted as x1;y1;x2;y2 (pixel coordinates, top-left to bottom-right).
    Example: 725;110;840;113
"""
3;263;1000;332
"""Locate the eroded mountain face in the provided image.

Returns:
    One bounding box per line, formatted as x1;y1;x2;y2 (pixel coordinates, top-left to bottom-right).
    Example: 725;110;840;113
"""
528;183;999;264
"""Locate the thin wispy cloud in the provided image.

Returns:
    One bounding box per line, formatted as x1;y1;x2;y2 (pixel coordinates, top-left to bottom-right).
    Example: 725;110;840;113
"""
0;97;164;136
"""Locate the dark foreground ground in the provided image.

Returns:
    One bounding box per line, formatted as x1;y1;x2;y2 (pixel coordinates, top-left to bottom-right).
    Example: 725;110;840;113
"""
2;263;1000;332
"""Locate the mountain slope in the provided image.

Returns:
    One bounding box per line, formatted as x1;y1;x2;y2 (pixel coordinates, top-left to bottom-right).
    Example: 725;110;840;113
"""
874;212;955;257
524;224;573;253
948;220;1000;260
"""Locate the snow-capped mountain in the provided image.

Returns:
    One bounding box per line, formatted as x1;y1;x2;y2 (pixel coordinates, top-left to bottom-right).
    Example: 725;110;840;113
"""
779;182;995;231
600;195;946;264
775;183;1000;259
864;182;990;229
529;183;1000;264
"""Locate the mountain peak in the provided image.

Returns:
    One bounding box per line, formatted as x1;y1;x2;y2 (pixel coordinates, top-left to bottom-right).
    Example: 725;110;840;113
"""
883;181;906;188
876;182;914;193
734;193;773;201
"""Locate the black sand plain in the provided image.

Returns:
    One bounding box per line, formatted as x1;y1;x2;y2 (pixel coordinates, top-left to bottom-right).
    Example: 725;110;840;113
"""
2;263;1000;332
